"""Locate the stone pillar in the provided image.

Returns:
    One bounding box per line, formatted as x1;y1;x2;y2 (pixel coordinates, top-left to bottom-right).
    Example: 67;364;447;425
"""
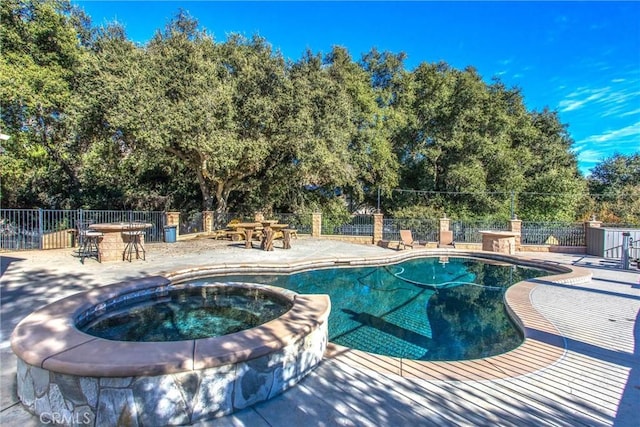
509;217;522;251
439;215;453;246
312;212;322;237
373;213;384;245
585;219;602;229
202;211;214;232
165;211;180;238
584;218;602;252
254;212;265;222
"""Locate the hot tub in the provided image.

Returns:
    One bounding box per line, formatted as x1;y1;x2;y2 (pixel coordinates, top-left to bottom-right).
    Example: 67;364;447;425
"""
11;277;330;426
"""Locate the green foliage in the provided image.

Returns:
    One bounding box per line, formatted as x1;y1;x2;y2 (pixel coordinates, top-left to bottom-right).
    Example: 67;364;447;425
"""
390;205;444;220
587;153;640;223
1;0;87;208
0;2;593;223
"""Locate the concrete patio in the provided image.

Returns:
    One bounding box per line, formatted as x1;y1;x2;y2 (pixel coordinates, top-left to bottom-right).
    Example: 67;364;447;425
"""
1;238;638;426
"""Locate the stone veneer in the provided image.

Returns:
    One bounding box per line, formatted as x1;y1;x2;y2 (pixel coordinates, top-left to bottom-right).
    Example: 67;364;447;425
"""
16;323;327;426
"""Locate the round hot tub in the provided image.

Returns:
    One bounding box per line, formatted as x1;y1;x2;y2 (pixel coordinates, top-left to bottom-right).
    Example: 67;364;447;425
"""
78;284;294;342
11;278;330;426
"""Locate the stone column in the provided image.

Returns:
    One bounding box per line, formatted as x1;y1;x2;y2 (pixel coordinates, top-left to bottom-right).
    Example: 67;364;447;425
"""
584;217;602;252
509;217;522;251
585;218;602;229
202;211;214;232
439;215;452;246
312;212;322;237
373;213;384;245
165;211;180;238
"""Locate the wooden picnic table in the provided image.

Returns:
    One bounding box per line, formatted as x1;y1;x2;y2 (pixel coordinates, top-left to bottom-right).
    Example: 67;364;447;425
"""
228;222;262;249
261;223;289;251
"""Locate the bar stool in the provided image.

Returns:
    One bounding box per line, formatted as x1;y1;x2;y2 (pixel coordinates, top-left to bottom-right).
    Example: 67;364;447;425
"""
77;221;102;263
122;224;146;262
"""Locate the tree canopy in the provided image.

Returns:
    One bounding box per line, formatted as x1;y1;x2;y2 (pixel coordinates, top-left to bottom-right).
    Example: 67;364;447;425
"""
2;1;632;222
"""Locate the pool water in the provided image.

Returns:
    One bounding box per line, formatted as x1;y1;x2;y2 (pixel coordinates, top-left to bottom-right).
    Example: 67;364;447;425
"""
80;286;292;341
197;257;547;361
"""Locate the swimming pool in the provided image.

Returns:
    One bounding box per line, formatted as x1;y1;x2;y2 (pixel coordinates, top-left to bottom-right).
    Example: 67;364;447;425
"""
188;257;548;361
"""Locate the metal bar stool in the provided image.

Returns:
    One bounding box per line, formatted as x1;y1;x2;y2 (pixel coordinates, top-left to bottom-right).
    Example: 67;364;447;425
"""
77;221;102;263
122;224;146;262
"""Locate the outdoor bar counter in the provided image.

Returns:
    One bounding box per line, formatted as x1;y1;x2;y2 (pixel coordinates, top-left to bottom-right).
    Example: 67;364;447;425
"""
89;222;152;262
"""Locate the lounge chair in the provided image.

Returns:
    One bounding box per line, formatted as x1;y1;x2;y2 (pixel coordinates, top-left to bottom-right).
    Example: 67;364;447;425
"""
399;229;421;250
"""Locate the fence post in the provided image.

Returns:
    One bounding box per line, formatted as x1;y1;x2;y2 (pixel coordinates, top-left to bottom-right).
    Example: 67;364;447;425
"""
584;217;601;253
202;211;214;232
38;208;44;249
585;217;601;229
165;211;181;238
509;216;522;251
373;213;383;245
312;212;322;237
439;215;452;246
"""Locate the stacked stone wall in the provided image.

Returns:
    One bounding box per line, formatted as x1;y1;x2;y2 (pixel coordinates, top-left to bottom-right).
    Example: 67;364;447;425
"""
17;323;327;426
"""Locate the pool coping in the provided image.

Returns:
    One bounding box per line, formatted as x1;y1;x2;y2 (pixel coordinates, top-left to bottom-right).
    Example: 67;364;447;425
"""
10;249;591;381
11;280;330;377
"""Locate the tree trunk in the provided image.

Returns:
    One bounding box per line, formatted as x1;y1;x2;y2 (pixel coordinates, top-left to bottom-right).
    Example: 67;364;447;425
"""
195;169;214;210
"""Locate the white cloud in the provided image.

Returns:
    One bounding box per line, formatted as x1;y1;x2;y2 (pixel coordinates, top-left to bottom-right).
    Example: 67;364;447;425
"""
558;87;609;112
575;121;640;146
574;123;640;173
620;108;640;117
557;77;640;117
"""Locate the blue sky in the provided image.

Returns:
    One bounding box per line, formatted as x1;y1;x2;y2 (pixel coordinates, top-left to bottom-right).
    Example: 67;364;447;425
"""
74;1;640;176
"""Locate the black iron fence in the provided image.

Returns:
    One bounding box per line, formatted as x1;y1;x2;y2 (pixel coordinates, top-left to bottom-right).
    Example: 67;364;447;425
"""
179;211;204;236
1;207;618;252
521;222;585;246
322;214;373;236
0;209;166;250
383;218;439;242
271;213;312;234
451;220;509;243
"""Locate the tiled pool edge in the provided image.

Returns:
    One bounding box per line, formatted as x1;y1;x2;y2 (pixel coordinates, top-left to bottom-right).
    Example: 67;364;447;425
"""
322;250;592;381
140;249;592;382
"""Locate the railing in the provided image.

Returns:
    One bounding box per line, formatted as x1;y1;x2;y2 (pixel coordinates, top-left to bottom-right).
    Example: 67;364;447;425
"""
322;214;373;236
521;222;585;246
179;211;204;236
271;213;312;234
211;212;244;231
0;209;166;250
383;218;438;242
451;220;509;243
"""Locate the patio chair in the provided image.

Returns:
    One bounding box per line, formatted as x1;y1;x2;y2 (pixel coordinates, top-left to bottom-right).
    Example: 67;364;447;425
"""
399;229;421;250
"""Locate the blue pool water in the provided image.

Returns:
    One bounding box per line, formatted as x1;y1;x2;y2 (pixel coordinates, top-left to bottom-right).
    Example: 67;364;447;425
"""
80;286;292;342
189;257;548;361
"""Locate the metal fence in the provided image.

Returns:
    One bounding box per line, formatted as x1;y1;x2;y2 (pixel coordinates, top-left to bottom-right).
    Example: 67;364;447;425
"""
382;218;439;242
0;209;166;251
322;214;373;236
179;211;204;236
521;222;585;246
271;213;312;234
451;220;509;243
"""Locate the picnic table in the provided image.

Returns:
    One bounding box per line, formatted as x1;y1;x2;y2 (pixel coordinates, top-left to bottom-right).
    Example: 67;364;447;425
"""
228;222;262;249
